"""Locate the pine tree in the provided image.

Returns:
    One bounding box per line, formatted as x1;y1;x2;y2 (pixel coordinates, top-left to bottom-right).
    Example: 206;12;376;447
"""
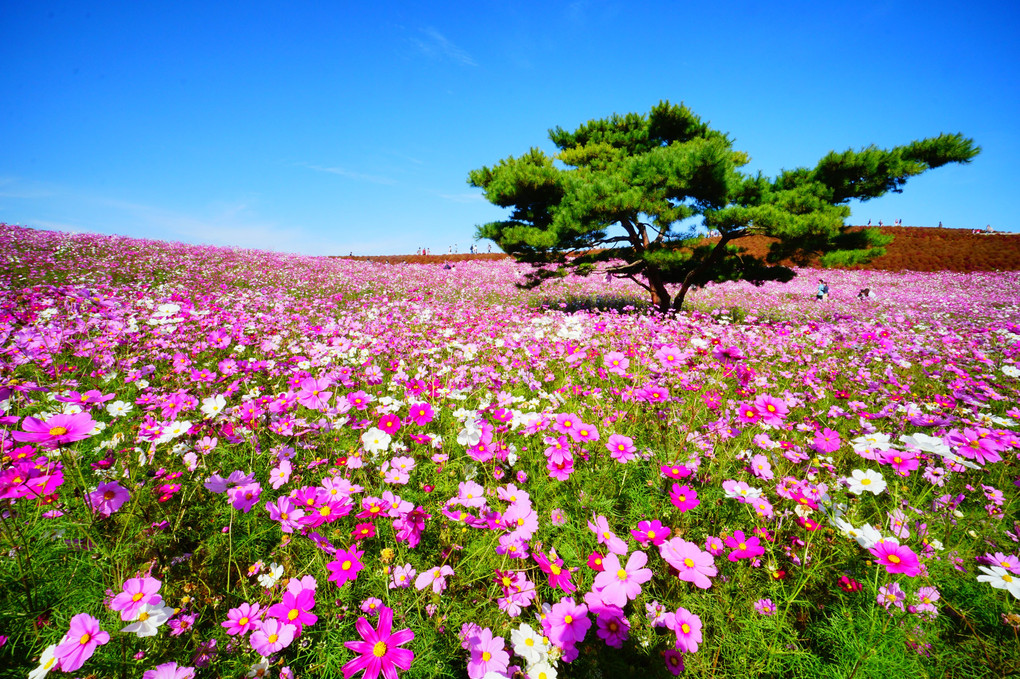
468;102;979;312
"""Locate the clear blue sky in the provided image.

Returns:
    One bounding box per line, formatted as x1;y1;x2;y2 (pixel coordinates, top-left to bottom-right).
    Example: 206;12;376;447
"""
2;1;1018;255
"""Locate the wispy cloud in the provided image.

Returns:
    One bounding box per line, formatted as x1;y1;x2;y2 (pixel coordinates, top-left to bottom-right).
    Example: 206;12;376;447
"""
412;27;477;67
438;192;485;204
302;163;397;186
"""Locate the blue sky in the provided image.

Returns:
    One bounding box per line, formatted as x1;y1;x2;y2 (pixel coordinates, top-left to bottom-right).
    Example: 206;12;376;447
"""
2;1;1018;255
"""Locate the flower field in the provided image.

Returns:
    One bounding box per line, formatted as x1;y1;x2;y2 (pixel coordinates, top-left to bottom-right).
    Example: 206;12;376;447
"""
2;222;1019;678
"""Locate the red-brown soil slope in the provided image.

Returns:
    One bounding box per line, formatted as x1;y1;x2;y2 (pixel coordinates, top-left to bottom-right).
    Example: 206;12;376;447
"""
341;227;1020;273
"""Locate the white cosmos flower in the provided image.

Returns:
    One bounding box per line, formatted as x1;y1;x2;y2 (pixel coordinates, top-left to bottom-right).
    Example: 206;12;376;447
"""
106;400;133;417
510;623;550;666
28;644;59;679
853;523;886;550
201;394;227;418
361;427;392;455
258;562;284;588
846;469;887;495
121;602;173;637
976;566;1020;598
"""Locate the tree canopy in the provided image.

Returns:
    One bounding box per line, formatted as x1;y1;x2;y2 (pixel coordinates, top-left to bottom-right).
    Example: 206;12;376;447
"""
468;102;980;312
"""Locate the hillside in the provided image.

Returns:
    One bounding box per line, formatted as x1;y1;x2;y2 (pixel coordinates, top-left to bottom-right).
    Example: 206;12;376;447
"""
345;226;1020;272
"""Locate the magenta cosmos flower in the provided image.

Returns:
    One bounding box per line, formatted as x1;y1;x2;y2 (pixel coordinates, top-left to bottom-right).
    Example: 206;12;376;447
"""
869;540;922;577
342;606;415;679
328;548;366;587
605;434;636;463
669;484;699;513
221;602;263;635
13;412;95;448
53;613;110;672
669;607;703;653
89;481;130;517
111;576;162;621
725;530;766;562
659;538;717;589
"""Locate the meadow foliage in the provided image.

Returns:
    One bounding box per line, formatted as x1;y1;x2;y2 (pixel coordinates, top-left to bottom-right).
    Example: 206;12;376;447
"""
1;223;1019;678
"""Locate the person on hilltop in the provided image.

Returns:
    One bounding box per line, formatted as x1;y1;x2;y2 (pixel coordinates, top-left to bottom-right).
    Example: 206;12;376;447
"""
816;279;827;302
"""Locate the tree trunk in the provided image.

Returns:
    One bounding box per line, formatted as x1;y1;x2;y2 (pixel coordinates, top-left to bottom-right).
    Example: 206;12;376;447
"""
671;233;735;313
646;268;672;314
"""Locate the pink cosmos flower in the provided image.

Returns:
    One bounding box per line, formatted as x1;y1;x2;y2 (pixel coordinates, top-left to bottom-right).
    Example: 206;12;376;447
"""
389;563;416;589
593;551;653;608
327;548;366;587
547;597;591;650
878;582;906;610
606;433;636;463
869;540;922;577
111;577;163;621
250;617;296;656
221;602;263;636
659;538;717;589
228;482;262;513
465;627;509;679
142;662;196;679
669;484;699;513
725;530;765;562
415;565;454;593
89;481;130;517
53;613;110;672
669;607;702;653
575;422;599;442
296;377;333;411
603;351;629;374
812;427;842;454
341;606;414;679
753;394;789;426
587;514;629;555
14;412;95;448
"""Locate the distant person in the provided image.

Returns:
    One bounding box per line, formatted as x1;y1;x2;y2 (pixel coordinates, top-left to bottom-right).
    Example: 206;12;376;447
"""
938;221;943;228
986;225;993;233
816;279;827;302
867;219;872;226
487;244;492;253
878;220;883;227
857;287;873;299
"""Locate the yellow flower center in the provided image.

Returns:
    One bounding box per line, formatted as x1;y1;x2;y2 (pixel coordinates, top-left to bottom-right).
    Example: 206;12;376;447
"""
268;633;278;643
288;609;299;620
564;615;573;623
482;651;492;661
49;426;68;436
888;555;901;564
550;564;561;575
342;560;352;570
138;611;150;622
132;592;145;602
683;558;695;568
861;478;872;485
617;568;627;580
79;633;91;645
525;638;534;647
239;616;249;626
647;530;656;539
738;543;747;551
681;623;690;634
